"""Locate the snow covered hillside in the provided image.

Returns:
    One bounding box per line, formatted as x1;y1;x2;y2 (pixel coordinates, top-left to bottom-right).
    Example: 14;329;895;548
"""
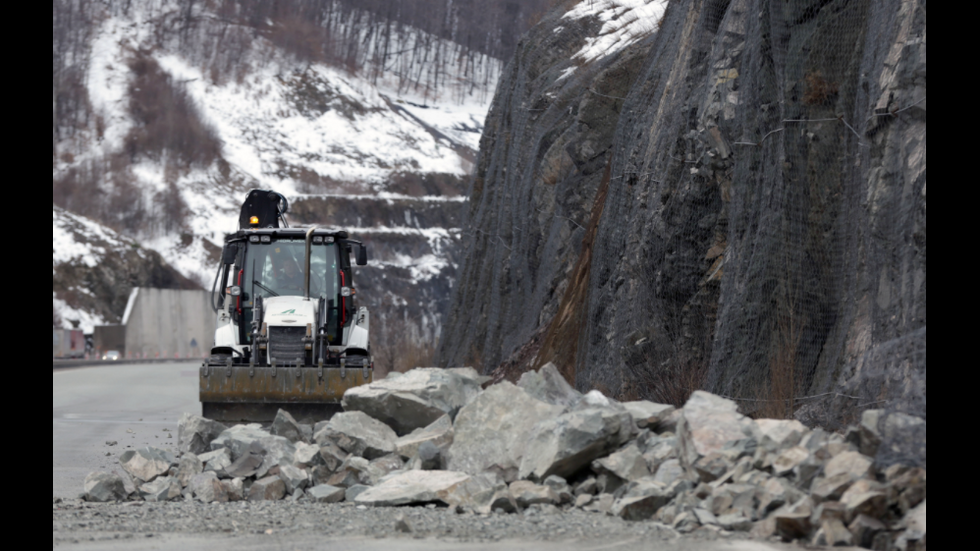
52;0;500;355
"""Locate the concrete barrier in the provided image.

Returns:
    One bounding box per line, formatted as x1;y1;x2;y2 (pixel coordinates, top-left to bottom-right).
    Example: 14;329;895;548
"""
123;288;213;360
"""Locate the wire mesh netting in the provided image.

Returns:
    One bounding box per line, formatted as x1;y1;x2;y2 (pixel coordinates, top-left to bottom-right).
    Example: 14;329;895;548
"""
439;0;925;430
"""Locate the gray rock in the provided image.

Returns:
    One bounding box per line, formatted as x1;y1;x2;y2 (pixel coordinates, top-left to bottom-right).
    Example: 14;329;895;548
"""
755;419;808;453
138;475;181;502
354;470;472;506
858;409;884;457
318;440;349;472
342;367;485;434
692;452;731;483
693;508;718;526
365;454;405;485
584;493;615;514
771;446;809;477
314;411;397;459
248;475;286;501
622;401;676;431
175;453;203;487
198;447;233;478
824;451;873;481
812;519;853;546
542;475;573;504
278;464;309;493
254;436;298;478
222;477;244;501
327;456;370;488
307;483;345;503
676;392;758;478
810;473;855;503
717;513;752;531
574;493;593;508
270;409;307;443
394;414;454;459
177;413;227;455
651;458;686;486
189;471;227;503
209;424;272;461
447;382;564;481
888;466;926;514
573;476;597;496
509;480;558;508
592;441;650;482
876;412;926;469
839;479;887;523
848;513;886;548
610;480;672;520
119;447;175;483
518;406;633;481
516;362;582;408
83;472;127;502
894;499;926;549
774;497;814;541
224;448;264;479
345;484;370;502
418;441;442;470
440;473;512;513
758;477;803;517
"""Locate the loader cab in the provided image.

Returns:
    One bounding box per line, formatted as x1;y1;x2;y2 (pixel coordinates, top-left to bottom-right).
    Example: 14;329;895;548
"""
212;227;368;363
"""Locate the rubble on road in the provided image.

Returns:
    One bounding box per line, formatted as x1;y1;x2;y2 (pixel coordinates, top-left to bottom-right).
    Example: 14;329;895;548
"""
83;366;926;550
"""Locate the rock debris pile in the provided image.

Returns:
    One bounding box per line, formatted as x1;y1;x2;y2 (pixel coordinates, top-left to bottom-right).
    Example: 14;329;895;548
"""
83;365;925;549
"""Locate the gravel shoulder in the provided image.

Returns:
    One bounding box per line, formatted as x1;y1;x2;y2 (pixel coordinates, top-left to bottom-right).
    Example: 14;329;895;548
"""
52;499;809;551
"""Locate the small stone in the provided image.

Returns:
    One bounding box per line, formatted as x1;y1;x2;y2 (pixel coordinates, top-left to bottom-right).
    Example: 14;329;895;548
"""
224;449;263;479
318;441;350;472
278;464;309;493
772;446;809;477
509;480;558;508
622;401;676;430
811;473;854;503
693;453;731;482
345;484;370;502
270;409;306;443
307;484;345;503
610;480;672;520
848;513;886;548
189;471;227;503
812;518;853;546
583;493;615;514
858;410;884;457
293;442;324;467
651;458;686;486
139;476;181;502
774;497;813;541
693;508;718;525
177;413;227;455
717;513;752;531
118;447;175;483
222;477;244;501
248;475;286;501
574;493;593;508
394;514;413;533
823;451;873;480
198;448;233;478
418;440;442;470
83;472;127;502
839;479;887;522
542;475;573;504
106;441;117;446
573;477;597;496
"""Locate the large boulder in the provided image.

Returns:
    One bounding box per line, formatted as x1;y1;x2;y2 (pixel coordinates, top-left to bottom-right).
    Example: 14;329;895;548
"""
516;362;582;409
353;470;473;507
118;447;175;483
342;367;486;434
447;382;564;481
314;411;397;459
83;472;127;502
177;413;227;455
875;412;926;469
395;414;454;459
593;441;651;482
676;391;758;476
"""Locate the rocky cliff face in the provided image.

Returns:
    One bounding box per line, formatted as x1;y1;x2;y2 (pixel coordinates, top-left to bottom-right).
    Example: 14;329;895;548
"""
438;0;926;426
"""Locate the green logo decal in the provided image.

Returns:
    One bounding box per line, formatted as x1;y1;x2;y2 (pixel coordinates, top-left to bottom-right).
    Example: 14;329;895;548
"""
280;309;296;314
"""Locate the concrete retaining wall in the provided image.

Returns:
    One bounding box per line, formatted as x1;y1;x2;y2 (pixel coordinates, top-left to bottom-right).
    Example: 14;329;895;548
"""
123;288;213;359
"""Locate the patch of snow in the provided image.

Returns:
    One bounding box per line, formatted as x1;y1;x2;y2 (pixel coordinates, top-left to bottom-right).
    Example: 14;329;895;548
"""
121;288;139;325
564;0;669;64
53;292;106;334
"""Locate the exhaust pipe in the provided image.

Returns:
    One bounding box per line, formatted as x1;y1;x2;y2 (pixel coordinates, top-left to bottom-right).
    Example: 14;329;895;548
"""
304;226;316;300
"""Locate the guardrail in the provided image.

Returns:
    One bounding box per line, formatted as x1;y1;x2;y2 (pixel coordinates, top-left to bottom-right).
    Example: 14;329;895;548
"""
52;358;204;369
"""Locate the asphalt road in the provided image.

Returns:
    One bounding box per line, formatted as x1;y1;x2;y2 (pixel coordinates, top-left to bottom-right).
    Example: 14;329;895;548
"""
53;361;201;499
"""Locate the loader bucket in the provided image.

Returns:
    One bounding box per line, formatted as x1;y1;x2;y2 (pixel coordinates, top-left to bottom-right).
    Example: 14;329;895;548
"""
199;365;372;423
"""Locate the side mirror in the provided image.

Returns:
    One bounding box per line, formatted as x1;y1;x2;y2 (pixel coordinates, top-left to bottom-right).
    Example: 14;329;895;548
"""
356;244;368;266
221;243;237;265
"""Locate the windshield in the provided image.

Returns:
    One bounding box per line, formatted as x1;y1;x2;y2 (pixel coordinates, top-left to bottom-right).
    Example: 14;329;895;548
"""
242;239;338;304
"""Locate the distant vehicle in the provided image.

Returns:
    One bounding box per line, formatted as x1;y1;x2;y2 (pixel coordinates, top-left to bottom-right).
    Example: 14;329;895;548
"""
102;350;121;361
53;328;86;358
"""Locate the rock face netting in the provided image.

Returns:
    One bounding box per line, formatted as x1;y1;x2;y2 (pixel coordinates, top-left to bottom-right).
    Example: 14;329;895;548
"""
438;0;925;429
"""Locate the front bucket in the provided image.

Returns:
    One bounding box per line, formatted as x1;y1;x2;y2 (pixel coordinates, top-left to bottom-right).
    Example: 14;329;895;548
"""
200;365;372;423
